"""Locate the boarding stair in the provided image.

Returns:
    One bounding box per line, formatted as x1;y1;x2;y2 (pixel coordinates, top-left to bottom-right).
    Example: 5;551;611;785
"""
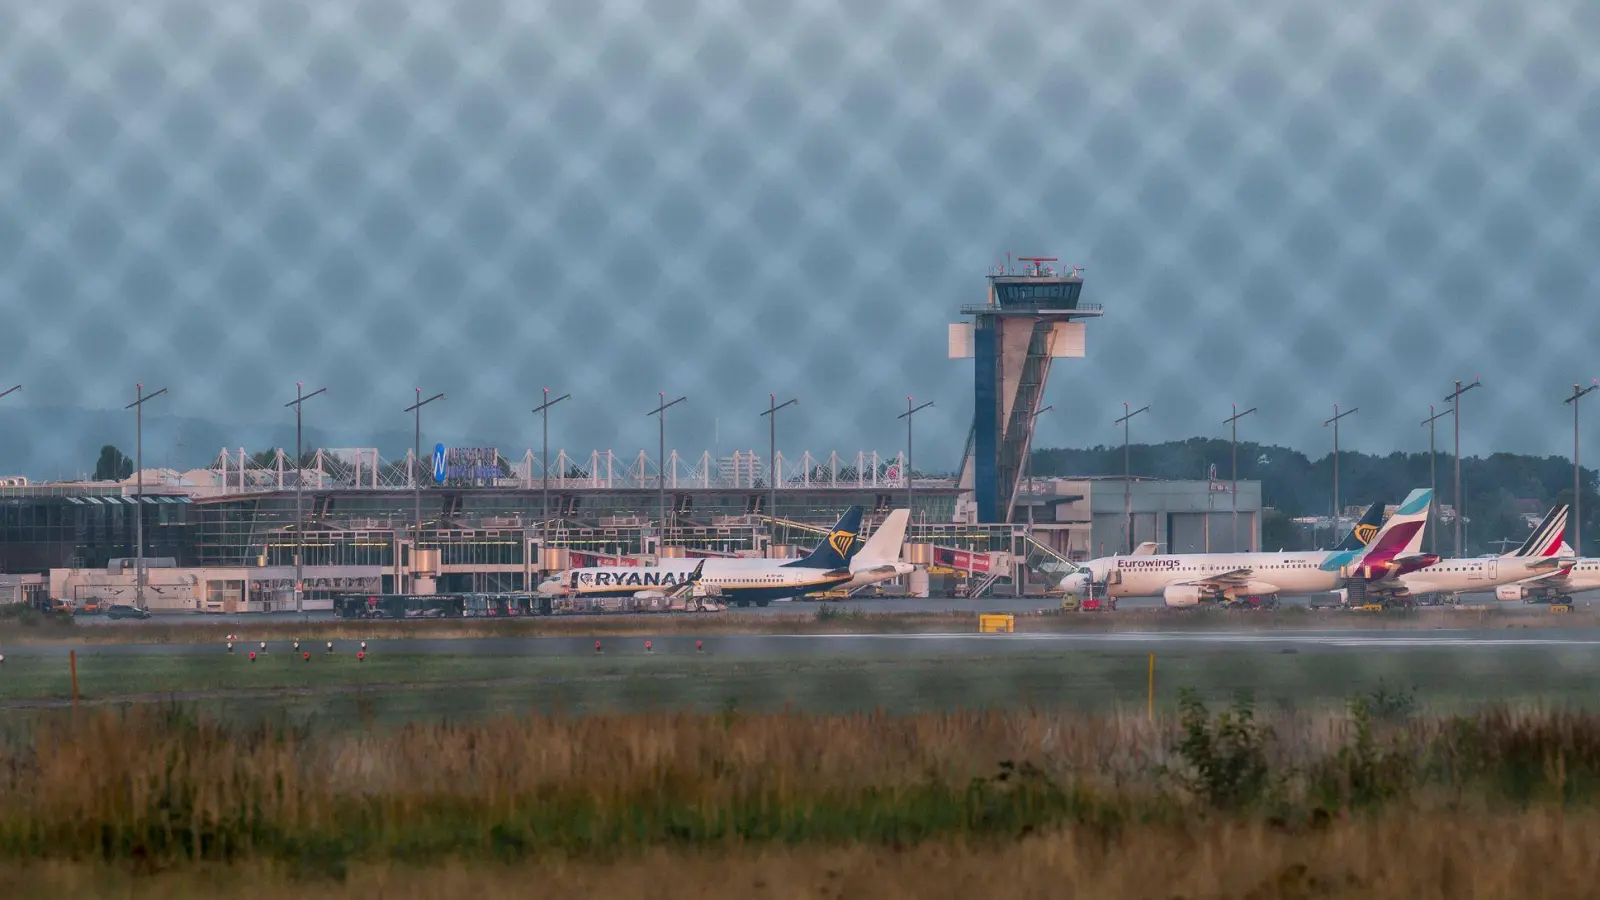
966;570;1004;599
1018;533;1081;590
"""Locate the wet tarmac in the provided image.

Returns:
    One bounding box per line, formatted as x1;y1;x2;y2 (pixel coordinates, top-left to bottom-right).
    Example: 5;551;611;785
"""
8;627;1600;661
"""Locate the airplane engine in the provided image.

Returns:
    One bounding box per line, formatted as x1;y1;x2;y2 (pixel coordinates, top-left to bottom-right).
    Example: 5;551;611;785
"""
1495;584;1529;602
1163;585;1203;608
1234;581;1280;598
633;590;669;600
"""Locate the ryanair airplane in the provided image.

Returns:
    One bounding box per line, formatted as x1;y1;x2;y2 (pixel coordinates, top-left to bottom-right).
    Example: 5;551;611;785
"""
537;506;865;608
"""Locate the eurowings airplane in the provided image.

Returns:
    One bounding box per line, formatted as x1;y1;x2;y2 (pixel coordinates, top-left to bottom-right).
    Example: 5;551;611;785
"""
1497;540;1592;606
1061;489;1435;608
1344;505;1572;606
537;506;865;608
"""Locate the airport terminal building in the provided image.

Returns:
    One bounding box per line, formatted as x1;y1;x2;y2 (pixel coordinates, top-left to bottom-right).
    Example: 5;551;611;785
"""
0;448;1261;611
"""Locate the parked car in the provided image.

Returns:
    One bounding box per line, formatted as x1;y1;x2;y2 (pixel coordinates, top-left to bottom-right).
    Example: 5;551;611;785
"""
106;604;151;620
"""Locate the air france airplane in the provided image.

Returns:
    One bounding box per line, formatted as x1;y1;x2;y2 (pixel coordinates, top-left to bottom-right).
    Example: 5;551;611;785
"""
1498;541;1593;607
1061;489;1436;607
537;506;865;608
1345;505;1571;606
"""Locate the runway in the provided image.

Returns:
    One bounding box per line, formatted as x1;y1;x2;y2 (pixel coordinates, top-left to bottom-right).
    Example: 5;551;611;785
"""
5;623;1600;724
7;627;1600;659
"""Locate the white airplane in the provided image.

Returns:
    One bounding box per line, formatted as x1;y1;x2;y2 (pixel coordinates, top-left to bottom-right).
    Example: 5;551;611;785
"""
835;509;915;592
1497;541;1594;607
1340;505;1571;607
537;506;865;608
1061;488;1436;608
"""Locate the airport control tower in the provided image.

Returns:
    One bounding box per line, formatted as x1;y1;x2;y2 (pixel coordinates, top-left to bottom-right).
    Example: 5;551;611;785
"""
950;258;1103;524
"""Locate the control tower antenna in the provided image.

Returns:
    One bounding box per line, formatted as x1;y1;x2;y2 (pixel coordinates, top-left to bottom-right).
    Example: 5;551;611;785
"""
950;255;1104;524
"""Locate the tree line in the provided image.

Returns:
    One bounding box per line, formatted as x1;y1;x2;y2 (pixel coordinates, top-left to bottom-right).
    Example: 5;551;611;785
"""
1031;438;1600;557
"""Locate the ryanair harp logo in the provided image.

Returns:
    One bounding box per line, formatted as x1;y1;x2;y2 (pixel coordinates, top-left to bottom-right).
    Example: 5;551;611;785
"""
828;530;858;558
1353;523;1379;545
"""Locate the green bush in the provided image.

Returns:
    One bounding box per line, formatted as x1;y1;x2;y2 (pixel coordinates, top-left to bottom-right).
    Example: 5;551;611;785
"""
1168;689;1276;812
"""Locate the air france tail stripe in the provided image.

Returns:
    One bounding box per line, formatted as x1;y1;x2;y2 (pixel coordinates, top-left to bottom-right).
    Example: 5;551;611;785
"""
1517;508;1567;558
1536;510;1568;557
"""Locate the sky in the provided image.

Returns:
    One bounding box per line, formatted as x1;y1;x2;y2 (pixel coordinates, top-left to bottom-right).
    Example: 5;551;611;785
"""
1;0;1597;478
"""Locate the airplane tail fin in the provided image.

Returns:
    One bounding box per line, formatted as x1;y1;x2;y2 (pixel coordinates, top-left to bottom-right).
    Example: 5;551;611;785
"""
1131;541;1158;556
1334;501;1386;552
856;509;909;564
669;559;707;598
1505;505;1568;559
783;506;865;570
1353;488;1431;567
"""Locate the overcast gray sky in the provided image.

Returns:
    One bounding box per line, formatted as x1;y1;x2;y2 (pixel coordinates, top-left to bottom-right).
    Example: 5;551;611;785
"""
2;0;1596;475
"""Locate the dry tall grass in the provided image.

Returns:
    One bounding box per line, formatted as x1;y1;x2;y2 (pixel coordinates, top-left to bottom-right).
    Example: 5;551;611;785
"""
6;697;1600;874
7;812;1600;899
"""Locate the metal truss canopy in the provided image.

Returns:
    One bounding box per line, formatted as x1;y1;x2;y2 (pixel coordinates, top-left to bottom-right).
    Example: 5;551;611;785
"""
203;447;948;496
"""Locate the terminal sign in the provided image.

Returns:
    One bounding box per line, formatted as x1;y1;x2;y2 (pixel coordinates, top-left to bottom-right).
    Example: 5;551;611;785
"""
437;447;500;486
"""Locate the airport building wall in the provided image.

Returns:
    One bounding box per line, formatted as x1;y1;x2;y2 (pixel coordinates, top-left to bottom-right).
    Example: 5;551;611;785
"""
1027;478;1263;558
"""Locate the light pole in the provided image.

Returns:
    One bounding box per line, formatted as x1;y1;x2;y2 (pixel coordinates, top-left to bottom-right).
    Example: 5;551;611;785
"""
1422;404;1450;557
898;397;934;529
648;393;686;547
284;383;327;614
1565;381;1598;557
404;388;445;593
1223;404;1257;552
1323;404;1358;545
1114;402;1149;554
1445;377;1481;557
0;385;18;401
759;394;798;557
124;383;167;609
532;388;570;549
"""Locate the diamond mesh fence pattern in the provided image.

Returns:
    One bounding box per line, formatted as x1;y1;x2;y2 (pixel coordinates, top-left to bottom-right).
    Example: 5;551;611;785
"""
0;0;1596;475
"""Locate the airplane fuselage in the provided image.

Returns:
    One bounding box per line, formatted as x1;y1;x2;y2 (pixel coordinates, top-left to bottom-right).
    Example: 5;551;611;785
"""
1087;551;1345;600
540;559;851;605
1507;559;1600;601
1393;557;1545;596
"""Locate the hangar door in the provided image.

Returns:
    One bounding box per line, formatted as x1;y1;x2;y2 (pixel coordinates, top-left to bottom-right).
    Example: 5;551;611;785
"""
1167;513;1246;554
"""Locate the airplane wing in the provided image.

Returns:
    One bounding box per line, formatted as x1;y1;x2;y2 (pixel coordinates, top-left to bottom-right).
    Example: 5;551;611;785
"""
1171;567;1255;590
1511;567;1574;589
1525;556;1577;572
